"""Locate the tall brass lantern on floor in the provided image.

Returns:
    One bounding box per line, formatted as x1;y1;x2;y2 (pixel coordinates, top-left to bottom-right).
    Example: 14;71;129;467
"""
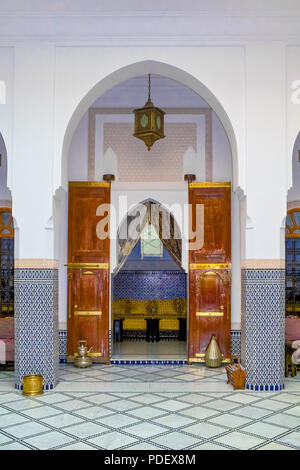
133;74;165;151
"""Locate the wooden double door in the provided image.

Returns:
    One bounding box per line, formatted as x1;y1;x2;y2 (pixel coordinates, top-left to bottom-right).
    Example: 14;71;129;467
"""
67;182;110;362
67;181;231;363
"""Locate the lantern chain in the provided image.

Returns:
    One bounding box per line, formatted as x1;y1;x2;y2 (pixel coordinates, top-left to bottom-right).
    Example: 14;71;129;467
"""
148;74;151;102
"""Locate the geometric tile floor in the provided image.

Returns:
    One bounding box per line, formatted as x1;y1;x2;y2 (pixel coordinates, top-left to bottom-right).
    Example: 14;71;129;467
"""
0;364;300;450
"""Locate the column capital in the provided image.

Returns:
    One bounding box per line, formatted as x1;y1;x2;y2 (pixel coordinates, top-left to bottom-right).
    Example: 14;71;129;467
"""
14;259;59;269
241;259;285;269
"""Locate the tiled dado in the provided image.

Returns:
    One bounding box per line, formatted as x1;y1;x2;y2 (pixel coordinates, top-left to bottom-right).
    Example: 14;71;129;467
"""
231;330;242;357
58;330;242;363
241;259;285;391
112;271;187;301
14;259;59;391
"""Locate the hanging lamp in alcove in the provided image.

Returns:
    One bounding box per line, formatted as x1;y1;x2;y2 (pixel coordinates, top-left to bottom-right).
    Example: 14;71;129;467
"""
133;74;165;151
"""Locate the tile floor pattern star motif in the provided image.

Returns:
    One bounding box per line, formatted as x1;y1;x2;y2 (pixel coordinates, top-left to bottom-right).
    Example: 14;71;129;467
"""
0;364;300;450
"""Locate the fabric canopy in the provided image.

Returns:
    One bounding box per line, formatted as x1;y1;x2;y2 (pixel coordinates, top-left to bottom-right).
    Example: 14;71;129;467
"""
114;201;182;275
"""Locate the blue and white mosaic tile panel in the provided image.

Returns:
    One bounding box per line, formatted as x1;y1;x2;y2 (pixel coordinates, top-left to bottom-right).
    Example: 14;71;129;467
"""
241;268;285;391
112;271;187;300
231;330;241;357
14;268;59;390
59;330;67;364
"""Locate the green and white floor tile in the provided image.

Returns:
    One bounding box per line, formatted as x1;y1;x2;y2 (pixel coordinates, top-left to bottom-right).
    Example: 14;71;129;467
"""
0;364;299;450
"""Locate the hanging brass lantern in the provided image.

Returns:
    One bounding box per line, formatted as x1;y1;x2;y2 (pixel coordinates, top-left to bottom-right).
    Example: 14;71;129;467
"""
133;74;165;151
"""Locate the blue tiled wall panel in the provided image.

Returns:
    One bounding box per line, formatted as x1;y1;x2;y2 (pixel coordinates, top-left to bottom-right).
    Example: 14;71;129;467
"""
59;330;67;363
14;268;59;390
241;268;285;391
231;330;242;357
112;271;187;300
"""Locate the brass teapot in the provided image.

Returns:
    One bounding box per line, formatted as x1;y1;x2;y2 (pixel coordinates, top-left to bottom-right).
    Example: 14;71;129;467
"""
74;340;93;368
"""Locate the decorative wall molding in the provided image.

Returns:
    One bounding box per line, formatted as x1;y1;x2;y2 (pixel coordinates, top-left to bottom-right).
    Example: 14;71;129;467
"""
1;4;300;44
241;259;285;269
14;259;59;269
88;107;212;182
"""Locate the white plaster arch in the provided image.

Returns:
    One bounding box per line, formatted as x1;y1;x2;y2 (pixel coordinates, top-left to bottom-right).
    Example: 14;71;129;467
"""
288;130;300;203
281;215;287;229
0;81;6;105
60;60;240;191
0;132;12;198
288;125;300;192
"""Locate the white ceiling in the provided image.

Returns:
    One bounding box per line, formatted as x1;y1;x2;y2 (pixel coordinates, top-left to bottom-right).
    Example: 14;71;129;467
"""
93;74;209;109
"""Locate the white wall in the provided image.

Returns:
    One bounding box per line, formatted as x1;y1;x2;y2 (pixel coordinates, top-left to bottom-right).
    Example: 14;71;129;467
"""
1;43;290;263
55;47;245;191
287;47;300;191
68;113;89;182
93;75;209;109
212;112;232;182
0;2;299;330
0;47;14;190
12;44;56;259
53;187;68;330
244;45;286;261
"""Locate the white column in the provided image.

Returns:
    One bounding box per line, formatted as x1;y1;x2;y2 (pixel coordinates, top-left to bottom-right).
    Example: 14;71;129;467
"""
12;44;59;390
241;44;286;390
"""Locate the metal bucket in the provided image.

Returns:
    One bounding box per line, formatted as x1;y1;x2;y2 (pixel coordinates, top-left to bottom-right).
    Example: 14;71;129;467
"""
22;374;44;396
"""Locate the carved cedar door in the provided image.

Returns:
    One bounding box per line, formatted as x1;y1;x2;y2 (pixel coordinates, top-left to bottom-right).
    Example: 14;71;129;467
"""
188;183;231;363
67;182;110;363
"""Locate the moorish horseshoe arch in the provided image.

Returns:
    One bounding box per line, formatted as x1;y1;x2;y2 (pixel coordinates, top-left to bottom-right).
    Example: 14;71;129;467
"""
60;60;239;191
63;61;240;364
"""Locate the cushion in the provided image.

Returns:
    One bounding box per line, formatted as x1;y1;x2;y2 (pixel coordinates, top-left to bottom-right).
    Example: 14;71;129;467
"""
285;317;300;343
0;317;14;339
0;338;14;362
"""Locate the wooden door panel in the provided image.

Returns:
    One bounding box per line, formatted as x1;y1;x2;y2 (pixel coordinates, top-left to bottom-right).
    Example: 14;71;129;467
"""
67;182;110;363
189;184;231;264
68;183;110;263
189;269;231;360
188;183;231;363
67;267;109;360
75;270;103;310
199;272;222;310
